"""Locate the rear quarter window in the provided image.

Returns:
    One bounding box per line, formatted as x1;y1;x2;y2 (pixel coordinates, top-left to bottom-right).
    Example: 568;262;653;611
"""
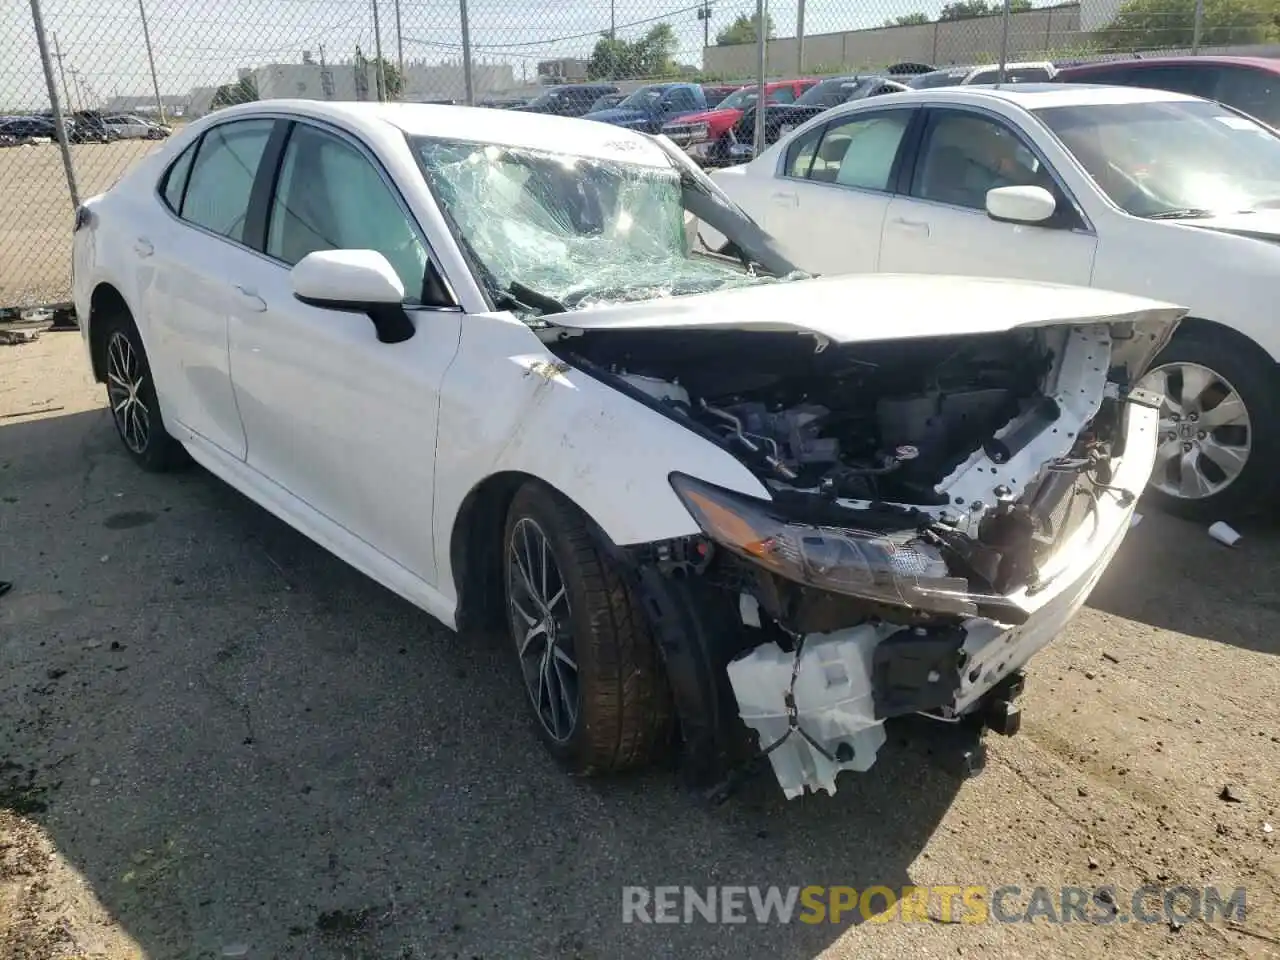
160;140;198;213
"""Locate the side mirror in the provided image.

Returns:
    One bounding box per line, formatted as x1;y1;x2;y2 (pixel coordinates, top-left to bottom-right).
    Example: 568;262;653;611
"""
986;184;1057;225
291;249;415;344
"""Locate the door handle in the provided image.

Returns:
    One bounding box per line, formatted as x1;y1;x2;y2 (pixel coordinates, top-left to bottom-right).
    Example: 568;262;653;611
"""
890;217;930;236
133;237;154;257
770;191;798;207
234;285;267;313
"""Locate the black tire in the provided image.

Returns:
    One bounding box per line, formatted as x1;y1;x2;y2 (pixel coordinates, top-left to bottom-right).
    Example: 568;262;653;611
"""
1141;327;1277;522
502;481;672;774
98;310;188;472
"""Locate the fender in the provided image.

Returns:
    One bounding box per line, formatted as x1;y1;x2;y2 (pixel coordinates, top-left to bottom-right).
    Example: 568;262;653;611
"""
432;312;771;611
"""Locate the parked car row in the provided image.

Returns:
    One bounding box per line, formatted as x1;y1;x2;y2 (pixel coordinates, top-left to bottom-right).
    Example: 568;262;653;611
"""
0;110;170;145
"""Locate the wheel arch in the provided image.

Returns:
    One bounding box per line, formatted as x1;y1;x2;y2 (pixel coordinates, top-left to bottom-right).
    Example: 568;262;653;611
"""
1169;316;1280;367
86;282;134;383
449;470;622;634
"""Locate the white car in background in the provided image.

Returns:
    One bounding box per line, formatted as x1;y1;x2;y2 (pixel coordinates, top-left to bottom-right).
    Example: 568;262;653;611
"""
708;83;1280;519
907;61;1058;88
71;100;1180;798
103;114;169;139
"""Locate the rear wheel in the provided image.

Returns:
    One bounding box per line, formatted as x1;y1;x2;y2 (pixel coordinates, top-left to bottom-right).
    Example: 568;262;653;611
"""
1138;329;1276;521
100;311;187;472
502;481;672;774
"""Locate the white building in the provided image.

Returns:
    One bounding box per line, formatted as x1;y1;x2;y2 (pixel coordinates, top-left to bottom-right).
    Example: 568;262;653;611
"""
238;59;517;107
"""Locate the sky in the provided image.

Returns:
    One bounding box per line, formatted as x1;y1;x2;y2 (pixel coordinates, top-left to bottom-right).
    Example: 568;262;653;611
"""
2;0;1050;110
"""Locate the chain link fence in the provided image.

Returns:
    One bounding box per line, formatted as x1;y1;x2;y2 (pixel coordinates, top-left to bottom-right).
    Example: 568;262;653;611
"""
2;0;1277;310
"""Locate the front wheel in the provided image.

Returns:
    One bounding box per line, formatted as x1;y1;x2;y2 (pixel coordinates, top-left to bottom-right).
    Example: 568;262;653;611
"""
502;481;672;775
1138;328;1277;521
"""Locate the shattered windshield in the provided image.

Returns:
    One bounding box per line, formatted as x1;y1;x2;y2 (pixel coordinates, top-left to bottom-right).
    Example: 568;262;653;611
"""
410;137;794;311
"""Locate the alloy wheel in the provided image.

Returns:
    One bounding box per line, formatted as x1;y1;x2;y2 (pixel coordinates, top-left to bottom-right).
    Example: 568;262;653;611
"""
1141;361;1251;500
507;517;579;743
105;330;151;455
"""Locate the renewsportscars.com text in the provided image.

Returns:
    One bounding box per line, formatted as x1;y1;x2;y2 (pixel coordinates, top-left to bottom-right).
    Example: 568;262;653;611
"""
621;884;1247;925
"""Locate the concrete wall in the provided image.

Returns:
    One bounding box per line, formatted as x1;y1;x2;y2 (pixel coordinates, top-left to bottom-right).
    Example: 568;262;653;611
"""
704;4;1084;77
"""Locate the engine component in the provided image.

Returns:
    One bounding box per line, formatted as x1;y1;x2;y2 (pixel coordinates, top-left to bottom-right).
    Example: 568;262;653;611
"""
618;372;690;407
698;400;799;479
876;387;1015;477
729;403;840;466
726;623;898;798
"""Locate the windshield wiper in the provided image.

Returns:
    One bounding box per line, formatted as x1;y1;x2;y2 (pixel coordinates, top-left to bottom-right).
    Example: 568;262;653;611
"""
1146;208;1218;220
508;281;566;316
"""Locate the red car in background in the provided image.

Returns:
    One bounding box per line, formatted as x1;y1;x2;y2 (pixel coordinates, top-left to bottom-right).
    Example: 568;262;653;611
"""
661;78;817;166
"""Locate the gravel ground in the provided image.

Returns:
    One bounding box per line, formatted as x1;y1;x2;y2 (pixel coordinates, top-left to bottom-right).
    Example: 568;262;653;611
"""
1;329;1278;960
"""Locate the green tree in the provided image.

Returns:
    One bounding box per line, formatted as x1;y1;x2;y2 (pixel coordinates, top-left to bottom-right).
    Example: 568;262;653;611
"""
587;23;680;79
1095;0;1279;49
939;0;1030;19
885;12;931;25
211;75;258;109
370;56;405;99
715;12;776;45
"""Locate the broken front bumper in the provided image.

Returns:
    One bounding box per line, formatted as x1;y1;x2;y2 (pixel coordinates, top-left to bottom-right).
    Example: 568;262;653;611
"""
725;401;1160;799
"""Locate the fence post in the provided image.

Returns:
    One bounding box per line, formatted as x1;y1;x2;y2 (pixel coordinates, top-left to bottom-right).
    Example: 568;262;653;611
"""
371;0;386;101
394;0;404;73
752;0;767;153
28;0;79;210
997;0;1012;83
795;0;805;75
137;0;165;122
459;0;474;105
1191;0;1204;53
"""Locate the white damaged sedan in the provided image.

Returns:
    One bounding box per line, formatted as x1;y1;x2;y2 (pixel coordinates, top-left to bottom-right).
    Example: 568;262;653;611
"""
72;101;1182;799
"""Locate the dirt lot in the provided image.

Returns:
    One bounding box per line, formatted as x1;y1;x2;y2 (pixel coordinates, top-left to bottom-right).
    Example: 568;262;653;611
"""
1;328;1278;960
0;140;160;308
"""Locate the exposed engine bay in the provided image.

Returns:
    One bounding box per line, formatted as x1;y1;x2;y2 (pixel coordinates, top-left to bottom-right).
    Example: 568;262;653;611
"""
545;318;1171;799
614;330;1051;506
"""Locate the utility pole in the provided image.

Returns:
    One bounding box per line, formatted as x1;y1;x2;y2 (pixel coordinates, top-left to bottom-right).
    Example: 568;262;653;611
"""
70;69;85;110
697;0;711;52
51;32;74;113
138;0;165;122
610;0;616;39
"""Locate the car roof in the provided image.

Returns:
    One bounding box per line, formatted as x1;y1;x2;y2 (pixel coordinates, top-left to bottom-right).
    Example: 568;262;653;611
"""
1058;54;1280;73
900;82;1201;108
206;99;674;167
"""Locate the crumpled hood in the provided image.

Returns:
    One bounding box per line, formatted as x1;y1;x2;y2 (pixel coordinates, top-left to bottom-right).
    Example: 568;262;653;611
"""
1177;209;1280;243
544;272;1186;344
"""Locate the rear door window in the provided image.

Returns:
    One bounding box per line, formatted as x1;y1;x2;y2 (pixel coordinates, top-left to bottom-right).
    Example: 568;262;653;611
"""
179;119;275;243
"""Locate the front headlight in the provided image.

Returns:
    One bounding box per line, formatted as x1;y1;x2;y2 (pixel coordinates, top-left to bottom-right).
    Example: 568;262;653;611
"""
670;473;976;614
